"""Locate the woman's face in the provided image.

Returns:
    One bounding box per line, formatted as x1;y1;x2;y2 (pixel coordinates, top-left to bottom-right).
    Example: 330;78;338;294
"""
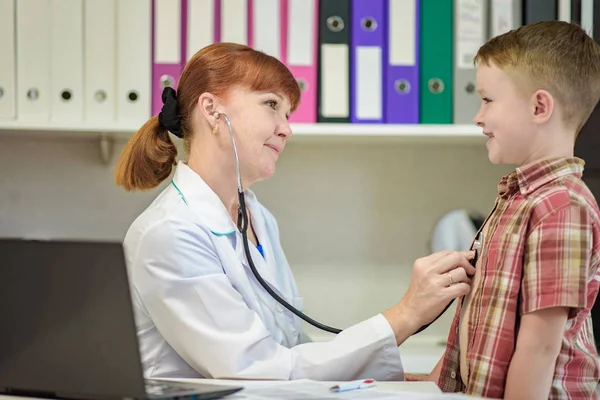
218;86;293;184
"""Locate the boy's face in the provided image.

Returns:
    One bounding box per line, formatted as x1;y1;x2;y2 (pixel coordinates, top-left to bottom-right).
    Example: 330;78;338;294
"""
474;62;537;165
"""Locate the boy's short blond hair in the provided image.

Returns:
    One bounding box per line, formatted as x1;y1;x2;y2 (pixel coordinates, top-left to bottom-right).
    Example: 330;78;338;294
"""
475;21;600;135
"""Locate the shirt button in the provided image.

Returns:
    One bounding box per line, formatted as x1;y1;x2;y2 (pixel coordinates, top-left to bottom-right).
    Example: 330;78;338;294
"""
276;303;283;313
451;371;457;379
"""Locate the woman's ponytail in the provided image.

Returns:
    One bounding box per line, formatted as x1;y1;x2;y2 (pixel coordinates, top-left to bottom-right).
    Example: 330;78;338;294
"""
114;116;178;191
115;87;182;191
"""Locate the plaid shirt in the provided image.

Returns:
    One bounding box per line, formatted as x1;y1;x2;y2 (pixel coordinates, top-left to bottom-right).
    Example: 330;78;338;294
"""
437;157;600;399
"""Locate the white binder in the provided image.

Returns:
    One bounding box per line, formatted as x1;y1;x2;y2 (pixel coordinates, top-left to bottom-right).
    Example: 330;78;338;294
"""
16;0;51;121
187;0;215;61
50;0;83;122
252;0;280;58
558;0;572;21
0;0;16;119
84;0;116;122
582;0;594;36
116;0;151;124
453;0;488;123
490;0;522;38
221;0;247;45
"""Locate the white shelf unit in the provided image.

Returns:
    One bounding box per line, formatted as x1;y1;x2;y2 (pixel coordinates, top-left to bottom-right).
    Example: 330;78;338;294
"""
0;121;485;144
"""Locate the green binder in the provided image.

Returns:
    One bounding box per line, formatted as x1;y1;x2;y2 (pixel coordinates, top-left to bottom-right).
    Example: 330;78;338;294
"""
419;1;454;124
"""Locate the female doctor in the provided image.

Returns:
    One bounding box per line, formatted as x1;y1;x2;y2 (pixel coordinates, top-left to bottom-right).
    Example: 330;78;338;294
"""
115;43;475;381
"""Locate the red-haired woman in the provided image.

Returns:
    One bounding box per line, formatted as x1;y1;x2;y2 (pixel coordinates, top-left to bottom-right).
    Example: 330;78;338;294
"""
115;43;475;381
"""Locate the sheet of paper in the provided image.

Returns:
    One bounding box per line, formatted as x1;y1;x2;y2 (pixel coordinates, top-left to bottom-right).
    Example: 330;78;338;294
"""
225;380;479;399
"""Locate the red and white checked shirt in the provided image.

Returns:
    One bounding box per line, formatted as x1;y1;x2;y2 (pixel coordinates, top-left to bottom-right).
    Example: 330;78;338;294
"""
437;157;600;399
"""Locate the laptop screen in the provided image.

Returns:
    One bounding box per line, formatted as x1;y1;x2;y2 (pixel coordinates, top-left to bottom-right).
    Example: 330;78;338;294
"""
0;239;147;399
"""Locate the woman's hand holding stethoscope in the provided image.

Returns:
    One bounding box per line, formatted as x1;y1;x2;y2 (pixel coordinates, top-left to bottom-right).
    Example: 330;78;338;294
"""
382;250;476;345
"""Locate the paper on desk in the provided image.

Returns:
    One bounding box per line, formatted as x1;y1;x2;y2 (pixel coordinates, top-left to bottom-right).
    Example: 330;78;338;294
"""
226;380;481;399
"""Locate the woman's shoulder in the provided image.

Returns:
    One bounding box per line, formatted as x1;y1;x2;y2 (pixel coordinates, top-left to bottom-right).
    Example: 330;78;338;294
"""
124;190;214;254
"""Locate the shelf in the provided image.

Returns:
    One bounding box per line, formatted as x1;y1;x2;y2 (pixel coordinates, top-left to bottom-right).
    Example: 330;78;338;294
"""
0;120;485;145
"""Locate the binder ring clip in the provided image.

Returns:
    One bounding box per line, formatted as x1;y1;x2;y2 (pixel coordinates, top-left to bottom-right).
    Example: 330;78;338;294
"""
128;91;139;102
27;88;39;101
394;79;411;94
297;79;307;92
361;17;377;31
326;16;345;32
95;90;107;103
161;75;175;89
428;78;444;94
465;83;476;94
61;90;73;101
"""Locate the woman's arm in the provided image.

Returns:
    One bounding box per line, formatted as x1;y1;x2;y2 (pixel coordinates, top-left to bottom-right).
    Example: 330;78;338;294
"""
133;218;404;381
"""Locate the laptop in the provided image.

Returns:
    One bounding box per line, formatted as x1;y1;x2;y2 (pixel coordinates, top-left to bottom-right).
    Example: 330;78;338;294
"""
0;239;243;400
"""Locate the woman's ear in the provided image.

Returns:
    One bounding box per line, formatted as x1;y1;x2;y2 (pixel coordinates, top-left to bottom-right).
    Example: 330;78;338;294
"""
197;92;220;123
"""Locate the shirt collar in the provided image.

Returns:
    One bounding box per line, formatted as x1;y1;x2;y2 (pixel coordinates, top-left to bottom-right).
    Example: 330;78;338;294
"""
497;157;585;199
171;161;258;235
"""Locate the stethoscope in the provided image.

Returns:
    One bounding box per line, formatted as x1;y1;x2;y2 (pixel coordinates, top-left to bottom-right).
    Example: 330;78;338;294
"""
185;112;478;335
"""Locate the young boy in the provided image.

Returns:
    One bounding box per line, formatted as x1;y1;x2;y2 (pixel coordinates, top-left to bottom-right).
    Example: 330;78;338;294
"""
415;21;600;399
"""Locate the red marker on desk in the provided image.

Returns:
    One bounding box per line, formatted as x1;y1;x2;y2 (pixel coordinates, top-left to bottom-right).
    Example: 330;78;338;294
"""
329;379;376;392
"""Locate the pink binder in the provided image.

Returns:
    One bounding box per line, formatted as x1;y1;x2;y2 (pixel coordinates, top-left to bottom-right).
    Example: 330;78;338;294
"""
151;0;186;117
247;0;253;47
284;0;318;123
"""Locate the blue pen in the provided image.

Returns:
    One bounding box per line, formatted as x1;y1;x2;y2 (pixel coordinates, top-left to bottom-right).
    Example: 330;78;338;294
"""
329;379;376;392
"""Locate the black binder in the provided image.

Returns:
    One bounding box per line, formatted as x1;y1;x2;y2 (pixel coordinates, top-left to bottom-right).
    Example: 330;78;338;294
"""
317;0;351;123
522;0;558;24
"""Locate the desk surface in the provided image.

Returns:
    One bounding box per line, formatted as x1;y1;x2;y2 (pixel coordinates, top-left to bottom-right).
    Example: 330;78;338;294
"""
160;378;491;399
0;380;488;400
163;378;445;399
165;377;443;393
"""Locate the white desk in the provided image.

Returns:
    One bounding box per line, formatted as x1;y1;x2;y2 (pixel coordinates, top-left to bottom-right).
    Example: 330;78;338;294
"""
0;380;488;400
157;378;485;399
165;377;442;393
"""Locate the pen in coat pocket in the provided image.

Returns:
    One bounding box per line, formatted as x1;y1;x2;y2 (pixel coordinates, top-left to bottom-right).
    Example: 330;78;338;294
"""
329;379;376;392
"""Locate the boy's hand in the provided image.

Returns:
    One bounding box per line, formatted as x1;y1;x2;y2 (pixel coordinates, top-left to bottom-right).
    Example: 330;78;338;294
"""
404;373;431;381
404;356;444;382
504;307;569;400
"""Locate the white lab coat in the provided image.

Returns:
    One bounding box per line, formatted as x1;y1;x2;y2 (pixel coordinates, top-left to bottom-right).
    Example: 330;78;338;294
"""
123;161;404;381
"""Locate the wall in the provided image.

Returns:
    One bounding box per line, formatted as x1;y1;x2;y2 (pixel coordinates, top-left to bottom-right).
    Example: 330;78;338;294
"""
0;133;512;344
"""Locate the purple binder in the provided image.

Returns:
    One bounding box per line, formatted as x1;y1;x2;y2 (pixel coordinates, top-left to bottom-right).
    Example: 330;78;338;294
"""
385;0;419;124
151;0;186;117
350;0;386;123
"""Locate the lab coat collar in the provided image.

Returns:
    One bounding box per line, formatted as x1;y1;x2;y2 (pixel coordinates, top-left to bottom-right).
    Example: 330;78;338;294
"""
172;162;285;297
172;161;239;235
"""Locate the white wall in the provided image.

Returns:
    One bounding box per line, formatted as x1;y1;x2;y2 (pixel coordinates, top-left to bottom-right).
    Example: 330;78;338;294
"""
0;133;512;344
